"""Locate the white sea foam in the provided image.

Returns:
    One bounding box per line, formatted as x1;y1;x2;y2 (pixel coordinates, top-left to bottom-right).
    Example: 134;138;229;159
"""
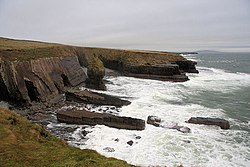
52;64;250;166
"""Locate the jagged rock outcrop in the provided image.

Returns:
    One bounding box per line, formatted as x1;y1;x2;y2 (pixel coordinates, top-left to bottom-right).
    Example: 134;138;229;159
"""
65;89;131;107
57;109;145;130
187;117;230;129
0;56;86;104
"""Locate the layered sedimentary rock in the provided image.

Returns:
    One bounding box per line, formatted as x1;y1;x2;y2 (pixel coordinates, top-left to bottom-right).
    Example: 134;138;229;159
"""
57;109;145;130
0;56;86;103
0;37;199;106
84;47;198;82
65;89;131;107
187;117;230;129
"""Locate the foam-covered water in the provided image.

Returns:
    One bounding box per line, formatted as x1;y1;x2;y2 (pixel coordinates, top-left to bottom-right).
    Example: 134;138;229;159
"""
50;52;250;166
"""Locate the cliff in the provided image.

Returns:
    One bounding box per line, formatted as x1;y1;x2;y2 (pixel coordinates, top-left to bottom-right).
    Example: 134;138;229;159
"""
0;37;198;104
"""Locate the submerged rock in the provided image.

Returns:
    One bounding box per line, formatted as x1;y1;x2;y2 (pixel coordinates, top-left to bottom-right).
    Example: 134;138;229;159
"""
147;115;191;133
103;147;115;152
187;117;230;129
57;109;145;130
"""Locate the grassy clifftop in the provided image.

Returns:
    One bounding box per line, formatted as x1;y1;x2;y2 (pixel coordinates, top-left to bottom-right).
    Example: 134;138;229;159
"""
0;37;186;64
0;37;76;61
84;47;186;66
0;108;131;167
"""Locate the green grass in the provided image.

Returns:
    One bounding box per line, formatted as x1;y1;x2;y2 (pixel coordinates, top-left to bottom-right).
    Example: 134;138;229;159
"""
0;37;186;64
0;108;132;167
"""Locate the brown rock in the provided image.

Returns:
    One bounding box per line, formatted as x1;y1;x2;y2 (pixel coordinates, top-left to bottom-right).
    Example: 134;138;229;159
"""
65;89;131;107
57;109;145;130
0;56;86;104
187;117;230;129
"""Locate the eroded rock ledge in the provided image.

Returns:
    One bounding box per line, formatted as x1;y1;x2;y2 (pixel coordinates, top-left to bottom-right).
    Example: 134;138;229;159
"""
187;117;230;129
66;89;131;107
57;109;145;130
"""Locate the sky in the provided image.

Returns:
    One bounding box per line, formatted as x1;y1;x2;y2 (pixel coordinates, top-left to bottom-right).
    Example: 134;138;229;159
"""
0;0;250;52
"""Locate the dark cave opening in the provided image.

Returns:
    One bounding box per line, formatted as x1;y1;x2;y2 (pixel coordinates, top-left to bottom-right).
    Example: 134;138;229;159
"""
25;80;39;102
61;74;71;87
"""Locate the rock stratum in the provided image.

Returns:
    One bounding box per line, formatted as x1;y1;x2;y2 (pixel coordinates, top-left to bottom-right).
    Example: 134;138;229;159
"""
0;37;198;105
57;109;145;130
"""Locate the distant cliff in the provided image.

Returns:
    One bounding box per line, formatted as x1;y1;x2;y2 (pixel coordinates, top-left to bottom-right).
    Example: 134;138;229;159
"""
0;37;198;104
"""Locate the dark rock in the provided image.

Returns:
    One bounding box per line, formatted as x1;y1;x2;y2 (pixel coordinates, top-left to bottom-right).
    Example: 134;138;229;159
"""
57;109;145;130
82;130;91;136
124;64;189;82
0;56;86;104
174;60;199;73
65;89;131;107
127;140;134;146
147;116;162;127
135;136;141;139
187;117;230;129
114;138;119;142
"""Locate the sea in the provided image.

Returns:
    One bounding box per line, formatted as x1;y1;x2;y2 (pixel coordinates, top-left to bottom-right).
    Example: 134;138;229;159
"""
48;52;250;167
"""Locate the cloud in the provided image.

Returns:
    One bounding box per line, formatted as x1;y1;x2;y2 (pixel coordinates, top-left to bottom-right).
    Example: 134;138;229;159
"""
0;0;249;52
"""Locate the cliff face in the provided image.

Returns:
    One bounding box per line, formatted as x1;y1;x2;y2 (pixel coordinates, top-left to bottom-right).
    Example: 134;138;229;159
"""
83;47;198;81
0;37;199;104
0;56;86;103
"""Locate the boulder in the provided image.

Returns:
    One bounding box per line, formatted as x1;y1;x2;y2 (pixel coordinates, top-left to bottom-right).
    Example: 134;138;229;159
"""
65;89;131;107
127;140;134;146
57;109;145;130
187;117;230;129
147;116;191;133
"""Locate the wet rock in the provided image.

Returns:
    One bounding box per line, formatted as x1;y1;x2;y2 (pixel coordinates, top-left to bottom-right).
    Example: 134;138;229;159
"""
82;130;91;136
65;89;131;107
174;60;199;73
135;136;141;139
147;115;191;133
127;140;134;146
147;116;161;127
187;117;230;129
57;109;145;130
103;147;115;152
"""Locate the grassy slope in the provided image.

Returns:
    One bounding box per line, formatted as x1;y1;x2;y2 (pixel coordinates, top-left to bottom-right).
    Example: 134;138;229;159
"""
0;37;77;61
0;108;132;167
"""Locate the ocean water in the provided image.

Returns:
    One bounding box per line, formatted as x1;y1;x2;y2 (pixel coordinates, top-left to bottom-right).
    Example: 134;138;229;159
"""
49;52;250;167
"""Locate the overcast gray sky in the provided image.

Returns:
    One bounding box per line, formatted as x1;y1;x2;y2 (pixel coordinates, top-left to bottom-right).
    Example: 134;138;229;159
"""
0;0;250;52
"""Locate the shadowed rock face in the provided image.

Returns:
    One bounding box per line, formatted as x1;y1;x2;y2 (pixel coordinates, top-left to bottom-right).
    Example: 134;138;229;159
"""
65;89;131;107
187;117;230;129
57;109;145;130
0;56;86;104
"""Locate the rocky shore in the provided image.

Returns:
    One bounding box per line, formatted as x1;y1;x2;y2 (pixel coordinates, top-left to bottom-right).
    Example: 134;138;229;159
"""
0;37;232;134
